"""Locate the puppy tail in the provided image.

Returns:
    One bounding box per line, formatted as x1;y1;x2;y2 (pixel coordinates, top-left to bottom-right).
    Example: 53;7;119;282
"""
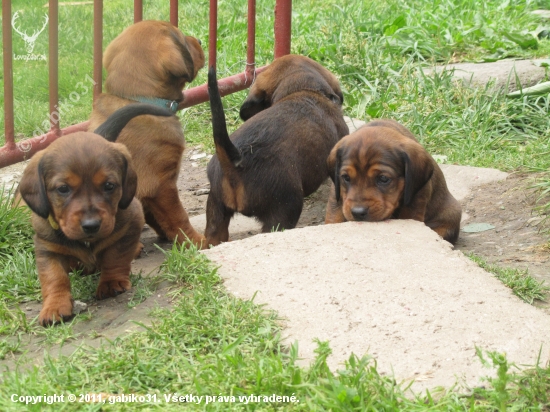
208;66;242;167
94;103;174;142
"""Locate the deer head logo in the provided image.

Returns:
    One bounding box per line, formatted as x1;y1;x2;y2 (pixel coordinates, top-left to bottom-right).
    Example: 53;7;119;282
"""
11;12;49;54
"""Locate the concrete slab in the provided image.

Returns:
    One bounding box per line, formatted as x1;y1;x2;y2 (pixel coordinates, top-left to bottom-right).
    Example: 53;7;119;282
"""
203;220;550;393
426;59;548;91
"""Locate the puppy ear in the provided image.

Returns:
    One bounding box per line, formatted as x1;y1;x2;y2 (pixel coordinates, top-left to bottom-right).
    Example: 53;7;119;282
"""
401;144;434;206
113;144;138;210
327;142;344;202
18;152;50;218
240;90;269;121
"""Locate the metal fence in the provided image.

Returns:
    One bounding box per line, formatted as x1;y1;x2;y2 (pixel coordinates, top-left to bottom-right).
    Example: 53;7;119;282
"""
0;0;292;168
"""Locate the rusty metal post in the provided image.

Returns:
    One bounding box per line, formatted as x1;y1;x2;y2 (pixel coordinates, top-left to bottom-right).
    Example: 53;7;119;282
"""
170;0;178;27
274;0;291;58
49;0;60;135
93;0;103;99
209;0;218;70
134;0;143;23
245;0;256;82
2;0;16;151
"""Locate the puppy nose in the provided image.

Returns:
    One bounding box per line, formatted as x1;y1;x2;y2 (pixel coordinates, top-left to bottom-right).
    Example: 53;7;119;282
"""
351;207;369;221
81;219;101;234
197;38;202;45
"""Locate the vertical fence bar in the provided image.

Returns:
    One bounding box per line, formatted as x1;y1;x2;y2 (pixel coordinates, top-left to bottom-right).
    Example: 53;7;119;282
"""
134;0;143;23
49;0;60;135
93;0;103;100
2;0;16;150
170;0;178;27
245;0;256;82
209;0;217;70
274;0;291;58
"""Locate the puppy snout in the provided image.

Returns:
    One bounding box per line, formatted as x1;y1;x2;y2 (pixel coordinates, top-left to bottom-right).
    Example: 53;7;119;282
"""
81;219;101;234
197;38;202;45
351;207;369;221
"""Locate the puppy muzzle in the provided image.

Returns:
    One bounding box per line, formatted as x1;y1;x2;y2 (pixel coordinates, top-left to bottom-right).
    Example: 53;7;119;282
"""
81;218;102;235
351;207;369;221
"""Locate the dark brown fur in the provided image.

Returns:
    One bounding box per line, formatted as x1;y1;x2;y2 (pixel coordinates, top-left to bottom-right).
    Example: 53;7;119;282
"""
87;20;205;247
19;133;144;326
325;119;462;244
206;55;349;246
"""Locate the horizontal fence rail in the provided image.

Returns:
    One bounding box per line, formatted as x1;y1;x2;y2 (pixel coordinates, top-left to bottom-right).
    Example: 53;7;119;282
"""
0;0;291;169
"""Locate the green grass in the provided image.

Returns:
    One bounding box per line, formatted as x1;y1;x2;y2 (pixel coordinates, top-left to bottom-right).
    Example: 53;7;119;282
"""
2;0;550;409
468;253;550;304
1;242;549;411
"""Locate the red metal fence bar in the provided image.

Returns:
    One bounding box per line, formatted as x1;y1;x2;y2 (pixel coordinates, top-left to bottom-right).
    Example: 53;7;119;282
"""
0;0;292;169
274;0;291;58
48;0;60;136
134;0;142;23
2;0;15;153
170;0;178;27
93;0;103;99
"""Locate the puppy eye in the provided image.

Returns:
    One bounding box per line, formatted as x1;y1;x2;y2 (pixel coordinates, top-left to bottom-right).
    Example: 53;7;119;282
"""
377;175;391;185
341;174;351;183
103;182;116;192
56;185;70;194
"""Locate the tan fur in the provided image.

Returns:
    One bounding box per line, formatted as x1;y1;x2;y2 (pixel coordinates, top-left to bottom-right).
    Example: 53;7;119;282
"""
88;20;205;247
18;133;145;326
325;119;462;244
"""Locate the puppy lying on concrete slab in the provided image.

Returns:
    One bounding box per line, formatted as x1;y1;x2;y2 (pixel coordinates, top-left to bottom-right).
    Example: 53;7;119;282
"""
325;119;462;244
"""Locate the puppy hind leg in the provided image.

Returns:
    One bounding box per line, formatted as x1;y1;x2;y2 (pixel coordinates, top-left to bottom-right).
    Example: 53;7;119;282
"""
260;195;303;233
144;185;205;248
205;193;234;246
143;207;168;240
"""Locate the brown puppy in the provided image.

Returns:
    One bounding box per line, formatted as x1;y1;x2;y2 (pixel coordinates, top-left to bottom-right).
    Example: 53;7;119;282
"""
205;55;350;246
87;20;205;247
325;119;461;244
18;105;170;326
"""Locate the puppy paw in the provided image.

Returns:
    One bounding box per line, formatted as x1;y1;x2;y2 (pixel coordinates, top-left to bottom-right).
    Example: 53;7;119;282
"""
96;278;132;300
39;296;74;327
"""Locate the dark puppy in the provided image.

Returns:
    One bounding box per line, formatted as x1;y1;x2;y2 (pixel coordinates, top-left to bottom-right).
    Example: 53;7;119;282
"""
206;55;349;246
325;119;461;244
87;20;205;247
18;104;169;326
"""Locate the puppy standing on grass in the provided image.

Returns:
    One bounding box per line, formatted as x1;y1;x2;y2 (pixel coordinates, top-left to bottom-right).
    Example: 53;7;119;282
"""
19;104;172;326
87;20;205;247
206;55;350;246
325;119;462;244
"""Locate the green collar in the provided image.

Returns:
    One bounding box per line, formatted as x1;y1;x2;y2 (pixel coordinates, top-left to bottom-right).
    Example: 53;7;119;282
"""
128;96;179;113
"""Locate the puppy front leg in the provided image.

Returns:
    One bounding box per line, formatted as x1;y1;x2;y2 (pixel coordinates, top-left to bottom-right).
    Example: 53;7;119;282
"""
325;183;346;224
36;252;74;327
96;249;133;300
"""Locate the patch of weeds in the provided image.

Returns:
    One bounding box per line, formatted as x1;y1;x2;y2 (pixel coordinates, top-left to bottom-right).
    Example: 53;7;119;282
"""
0;335;21;360
0;302;33;336
68;269;99;302
468;253;549;304
0;185;34;258
157;239;216;288
36;319;79;346
128;271;154;308
0;249;41;304
475;348;515;411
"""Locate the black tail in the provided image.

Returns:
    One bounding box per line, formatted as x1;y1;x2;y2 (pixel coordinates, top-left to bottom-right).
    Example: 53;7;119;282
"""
94;103;174;142
208;66;242;166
